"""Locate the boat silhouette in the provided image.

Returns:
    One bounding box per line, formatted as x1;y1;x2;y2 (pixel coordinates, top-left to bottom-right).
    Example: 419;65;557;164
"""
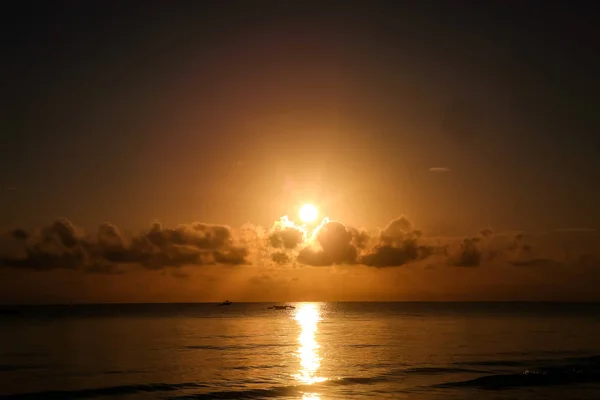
219;300;232;306
267;304;295;310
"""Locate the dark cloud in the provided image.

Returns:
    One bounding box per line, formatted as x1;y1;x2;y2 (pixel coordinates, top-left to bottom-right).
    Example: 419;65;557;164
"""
293;217;436;268
444;229;599;270
87;223;131;264
213;246;248;265
349;227;370;250
317;222;360;262
359;217;433;267
297;221;360;266
361;243;427;267
447;237;482;267
124;222;247;268
0;219;248;272
0;218;88;271
283;216;543;269
297;247;334;267
268;227;303;249
1;215;596;276
46;218;79;248
444;229;525;267
271;251;291;265
380;216;413;244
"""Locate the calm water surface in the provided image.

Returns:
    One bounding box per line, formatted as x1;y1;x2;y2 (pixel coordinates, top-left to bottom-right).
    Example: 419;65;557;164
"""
1;302;600;399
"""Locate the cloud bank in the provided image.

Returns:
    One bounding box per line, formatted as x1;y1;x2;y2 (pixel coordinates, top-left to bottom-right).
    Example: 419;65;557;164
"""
0;219;247;274
1;214;596;279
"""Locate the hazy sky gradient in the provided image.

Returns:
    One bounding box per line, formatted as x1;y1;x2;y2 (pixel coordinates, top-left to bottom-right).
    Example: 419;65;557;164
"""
1;1;598;302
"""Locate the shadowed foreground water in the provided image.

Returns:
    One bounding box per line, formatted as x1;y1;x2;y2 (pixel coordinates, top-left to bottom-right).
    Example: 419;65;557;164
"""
1;302;600;399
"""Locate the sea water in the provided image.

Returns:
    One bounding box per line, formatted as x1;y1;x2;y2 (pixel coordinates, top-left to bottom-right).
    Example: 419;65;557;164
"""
1;302;599;399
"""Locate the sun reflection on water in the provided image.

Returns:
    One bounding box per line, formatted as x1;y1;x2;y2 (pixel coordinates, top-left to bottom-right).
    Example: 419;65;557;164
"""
294;303;327;399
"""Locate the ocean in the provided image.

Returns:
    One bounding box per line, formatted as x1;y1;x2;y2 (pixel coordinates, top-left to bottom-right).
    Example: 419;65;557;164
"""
1;302;599;399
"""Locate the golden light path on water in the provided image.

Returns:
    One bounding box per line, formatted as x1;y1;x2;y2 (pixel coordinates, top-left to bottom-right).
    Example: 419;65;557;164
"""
294;303;327;399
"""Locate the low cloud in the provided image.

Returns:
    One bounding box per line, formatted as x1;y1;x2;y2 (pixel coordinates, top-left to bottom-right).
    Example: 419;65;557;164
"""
268;217;304;249
0;218;248;273
271;251;291;265
0;214;597;278
1;218;87;271
270;216;436;268
447;237;483;267
297;221;365;266
360;218;434;267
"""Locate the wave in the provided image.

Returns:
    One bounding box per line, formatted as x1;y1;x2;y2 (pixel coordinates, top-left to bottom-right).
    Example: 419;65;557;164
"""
0;376;386;400
175;377;401;399
0;372;410;400
402;366;484;374
455;360;527;367
4;355;600;398
438;369;600;390
438;354;600;390
0;382;209;400
453;354;600;369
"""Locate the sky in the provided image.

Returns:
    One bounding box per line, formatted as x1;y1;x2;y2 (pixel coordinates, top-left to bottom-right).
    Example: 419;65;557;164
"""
1;1;599;303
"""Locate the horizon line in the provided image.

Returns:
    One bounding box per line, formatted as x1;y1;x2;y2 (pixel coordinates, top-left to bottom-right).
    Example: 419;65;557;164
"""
3;300;600;306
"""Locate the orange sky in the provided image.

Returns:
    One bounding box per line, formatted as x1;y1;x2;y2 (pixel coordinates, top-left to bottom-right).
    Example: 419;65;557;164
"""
1;211;598;303
2;3;599;303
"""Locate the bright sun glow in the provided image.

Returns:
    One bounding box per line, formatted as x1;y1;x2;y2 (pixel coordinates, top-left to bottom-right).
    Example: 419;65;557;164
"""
294;303;327;387
299;204;318;224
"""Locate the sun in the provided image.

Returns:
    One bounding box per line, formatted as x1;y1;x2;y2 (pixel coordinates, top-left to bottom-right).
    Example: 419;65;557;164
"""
299;204;318;224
